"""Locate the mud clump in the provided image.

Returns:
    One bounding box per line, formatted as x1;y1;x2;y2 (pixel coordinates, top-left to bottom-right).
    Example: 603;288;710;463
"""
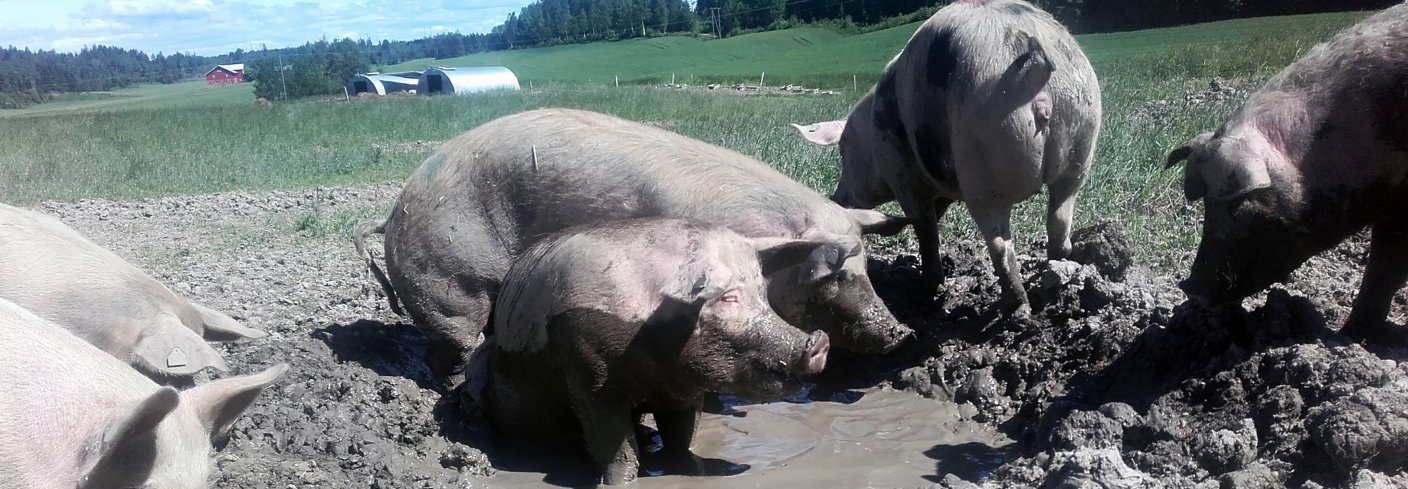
1068;220;1133;281
989;289;1408;487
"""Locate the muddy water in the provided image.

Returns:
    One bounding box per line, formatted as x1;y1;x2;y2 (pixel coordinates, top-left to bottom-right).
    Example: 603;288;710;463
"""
491;387;1012;488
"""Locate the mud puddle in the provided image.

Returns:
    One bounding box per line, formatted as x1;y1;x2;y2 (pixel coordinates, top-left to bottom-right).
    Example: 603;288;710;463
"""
489;386;1011;488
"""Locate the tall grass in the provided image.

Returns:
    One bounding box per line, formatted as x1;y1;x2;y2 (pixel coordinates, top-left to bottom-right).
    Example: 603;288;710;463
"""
0;11;1369;270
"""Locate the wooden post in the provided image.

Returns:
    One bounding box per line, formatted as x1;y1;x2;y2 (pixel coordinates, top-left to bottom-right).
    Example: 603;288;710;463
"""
343;86;350;101
759;72;765;88
615;75;619;87
671;73;675;85
853;75;858;92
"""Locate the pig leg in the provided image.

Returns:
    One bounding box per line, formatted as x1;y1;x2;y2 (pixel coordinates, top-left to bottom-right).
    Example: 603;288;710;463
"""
1044;173;1086;260
894;187;954;297
970;204;1030;318
571;392;639;485
654;404;704;476
1342;223;1408;345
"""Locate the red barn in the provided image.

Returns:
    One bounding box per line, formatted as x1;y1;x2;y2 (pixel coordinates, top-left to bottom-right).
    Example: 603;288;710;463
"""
205;64;244;86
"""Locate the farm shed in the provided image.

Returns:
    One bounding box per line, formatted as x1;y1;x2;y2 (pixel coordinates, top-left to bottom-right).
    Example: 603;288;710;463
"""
205;64;244;86
418;66;520;96
346;72;420;96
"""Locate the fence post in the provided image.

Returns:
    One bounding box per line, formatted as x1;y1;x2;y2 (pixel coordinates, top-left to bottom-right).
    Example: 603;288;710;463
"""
759;72;765;88
853;75;858;92
615;75;619;87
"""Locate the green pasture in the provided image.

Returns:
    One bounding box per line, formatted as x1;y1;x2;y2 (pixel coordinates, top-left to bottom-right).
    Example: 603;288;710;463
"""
0;11;1372;269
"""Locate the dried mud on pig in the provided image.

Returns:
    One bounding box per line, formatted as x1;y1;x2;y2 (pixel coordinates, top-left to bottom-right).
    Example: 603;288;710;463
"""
30;186;1408;488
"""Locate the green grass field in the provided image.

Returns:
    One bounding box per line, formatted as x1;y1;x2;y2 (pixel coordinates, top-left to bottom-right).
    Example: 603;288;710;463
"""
0;11;1372;269
0;80;254;118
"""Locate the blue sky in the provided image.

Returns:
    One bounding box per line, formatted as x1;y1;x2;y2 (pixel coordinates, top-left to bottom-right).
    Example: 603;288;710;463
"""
0;0;537;56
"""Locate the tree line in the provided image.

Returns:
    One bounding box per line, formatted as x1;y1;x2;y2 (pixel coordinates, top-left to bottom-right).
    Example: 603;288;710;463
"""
2;0;1400;107
0;46;215;108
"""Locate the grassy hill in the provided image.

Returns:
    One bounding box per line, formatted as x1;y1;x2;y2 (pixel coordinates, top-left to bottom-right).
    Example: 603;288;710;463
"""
384;27;858;87
0;80;253;118
2;11;1365;118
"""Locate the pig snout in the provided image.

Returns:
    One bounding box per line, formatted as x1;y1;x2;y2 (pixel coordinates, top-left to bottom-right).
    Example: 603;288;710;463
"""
840;302;914;354
799;331;830;375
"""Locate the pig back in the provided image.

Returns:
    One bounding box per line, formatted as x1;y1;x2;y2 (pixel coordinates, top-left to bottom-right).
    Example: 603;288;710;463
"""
399;108;856;256
493;221;691;355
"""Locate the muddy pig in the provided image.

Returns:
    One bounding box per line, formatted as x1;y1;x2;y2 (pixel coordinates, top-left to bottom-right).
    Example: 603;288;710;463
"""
0;203;267;381
358;108;912;386
1166;3;1408;345
471;218;830;485
0;298;286;489
793;0;1101;316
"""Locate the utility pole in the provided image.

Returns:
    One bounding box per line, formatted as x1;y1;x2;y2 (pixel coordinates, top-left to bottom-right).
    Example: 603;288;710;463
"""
709;8;722;38
277;51;288;100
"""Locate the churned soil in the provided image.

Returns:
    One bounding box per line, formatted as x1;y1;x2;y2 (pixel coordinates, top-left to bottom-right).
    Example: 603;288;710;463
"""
32;185;1408;488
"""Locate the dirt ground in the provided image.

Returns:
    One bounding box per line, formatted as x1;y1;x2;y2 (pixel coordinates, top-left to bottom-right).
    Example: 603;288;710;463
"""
33;184;1408;488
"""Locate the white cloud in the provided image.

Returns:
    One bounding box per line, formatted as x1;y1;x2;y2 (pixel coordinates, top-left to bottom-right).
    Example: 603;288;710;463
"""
0;0;535;55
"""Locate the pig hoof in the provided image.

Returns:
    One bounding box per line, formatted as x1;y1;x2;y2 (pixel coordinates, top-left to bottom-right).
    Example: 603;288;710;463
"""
995;295;1031;319
660;449;706;476
1342;321;1408;349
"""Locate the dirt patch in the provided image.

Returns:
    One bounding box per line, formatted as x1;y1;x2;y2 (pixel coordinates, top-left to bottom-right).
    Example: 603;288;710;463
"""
29;184;1408;487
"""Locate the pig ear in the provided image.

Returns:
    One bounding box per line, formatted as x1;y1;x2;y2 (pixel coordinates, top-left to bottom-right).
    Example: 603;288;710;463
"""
1165;132;1213;169
847;209;912;236
755;236;863;283
662;262;727;305
750;237;830;276
183;363;289;445
79;387;180;489
133;317;230;377
791;120;845;146
191;301;267;341
1167;132;1214;201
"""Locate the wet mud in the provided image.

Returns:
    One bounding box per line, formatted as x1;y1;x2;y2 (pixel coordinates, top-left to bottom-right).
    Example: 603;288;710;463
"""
31;186;1408;488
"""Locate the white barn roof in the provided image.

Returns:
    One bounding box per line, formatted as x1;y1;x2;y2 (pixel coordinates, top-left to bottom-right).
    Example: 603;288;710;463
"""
204;64;244;76
418;66;520;96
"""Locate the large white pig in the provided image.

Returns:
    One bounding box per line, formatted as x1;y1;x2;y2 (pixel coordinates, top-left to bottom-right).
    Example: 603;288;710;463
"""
359;109;914;386
1167;3;1408;345
795;0;1102;316
0;203;267;380
0;298;286;489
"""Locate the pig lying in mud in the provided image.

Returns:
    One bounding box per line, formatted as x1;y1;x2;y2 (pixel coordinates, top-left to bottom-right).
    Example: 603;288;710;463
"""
1166;3;1408;346
359;108;913;385
473;218;830;485
794;0;1101;316
0;298;286;489
0;203;267;381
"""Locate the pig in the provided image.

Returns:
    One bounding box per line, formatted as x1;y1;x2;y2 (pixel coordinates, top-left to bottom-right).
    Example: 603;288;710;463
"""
1166;3;1408;346
473;218;831;485
0;297;286;489
0;203;267;381
793;0;1102;316
357;108;913;386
